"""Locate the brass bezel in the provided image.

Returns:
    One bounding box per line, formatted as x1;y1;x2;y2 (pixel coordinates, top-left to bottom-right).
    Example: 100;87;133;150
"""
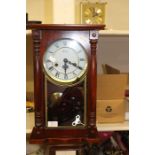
42;38;88;87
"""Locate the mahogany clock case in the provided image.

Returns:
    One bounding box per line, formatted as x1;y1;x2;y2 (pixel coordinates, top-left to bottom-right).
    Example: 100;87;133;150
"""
26;24;105;144
39;30;90;129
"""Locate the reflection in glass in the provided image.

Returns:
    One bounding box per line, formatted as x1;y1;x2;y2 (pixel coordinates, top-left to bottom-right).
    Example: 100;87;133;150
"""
46;80;86;128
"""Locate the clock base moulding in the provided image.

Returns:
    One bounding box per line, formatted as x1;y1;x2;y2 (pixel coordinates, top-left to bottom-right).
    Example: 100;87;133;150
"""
29;127;100;145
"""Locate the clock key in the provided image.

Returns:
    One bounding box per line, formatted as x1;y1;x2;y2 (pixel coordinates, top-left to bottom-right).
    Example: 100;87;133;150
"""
72;115;85;126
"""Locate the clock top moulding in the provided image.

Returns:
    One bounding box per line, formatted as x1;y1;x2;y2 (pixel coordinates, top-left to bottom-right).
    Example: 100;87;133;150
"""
26;24;105;30
26;24;105;145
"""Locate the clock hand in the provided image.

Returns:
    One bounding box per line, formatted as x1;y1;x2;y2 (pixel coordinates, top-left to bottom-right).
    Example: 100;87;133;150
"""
92;7;96;17
63;58;69;74
63;58;83;70
64;65;67;75
67;60;83;70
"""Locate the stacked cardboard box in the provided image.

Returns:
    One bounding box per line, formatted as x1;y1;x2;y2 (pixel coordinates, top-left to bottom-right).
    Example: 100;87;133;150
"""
97;72;128;123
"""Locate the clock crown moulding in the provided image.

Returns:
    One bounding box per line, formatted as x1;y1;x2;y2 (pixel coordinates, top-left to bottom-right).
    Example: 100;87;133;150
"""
26;24;105;30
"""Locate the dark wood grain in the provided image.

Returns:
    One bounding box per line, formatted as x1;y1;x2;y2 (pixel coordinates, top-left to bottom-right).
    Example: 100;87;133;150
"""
88;39;98;130
27;24;105;30
32;30;45;128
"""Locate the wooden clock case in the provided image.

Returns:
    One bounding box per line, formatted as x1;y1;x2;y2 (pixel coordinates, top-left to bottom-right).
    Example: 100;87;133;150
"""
26;24;105;148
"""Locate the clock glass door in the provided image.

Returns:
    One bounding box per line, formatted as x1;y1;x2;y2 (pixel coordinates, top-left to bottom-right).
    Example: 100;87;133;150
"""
45;79;87;128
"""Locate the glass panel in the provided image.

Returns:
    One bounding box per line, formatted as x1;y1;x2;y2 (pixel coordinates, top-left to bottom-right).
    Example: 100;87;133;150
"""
45;78;86;128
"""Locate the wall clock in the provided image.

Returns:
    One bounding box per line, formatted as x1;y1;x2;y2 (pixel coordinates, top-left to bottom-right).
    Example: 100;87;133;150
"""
81;2;107;24
26;24;105;154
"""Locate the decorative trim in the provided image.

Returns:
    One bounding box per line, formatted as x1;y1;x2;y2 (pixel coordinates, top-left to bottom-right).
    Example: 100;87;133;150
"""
88;31;98;127
89;30;99;40
32;30;43;127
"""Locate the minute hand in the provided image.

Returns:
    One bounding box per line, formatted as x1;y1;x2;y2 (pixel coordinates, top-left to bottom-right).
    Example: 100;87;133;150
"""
68;61;83;70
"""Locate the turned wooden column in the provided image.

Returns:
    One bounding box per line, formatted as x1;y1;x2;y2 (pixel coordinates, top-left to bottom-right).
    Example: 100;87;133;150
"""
32;30;45;128
88;30;98;129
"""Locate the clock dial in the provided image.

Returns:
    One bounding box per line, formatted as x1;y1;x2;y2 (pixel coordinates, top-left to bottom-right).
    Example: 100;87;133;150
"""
84;7;103;24
43;39;88;85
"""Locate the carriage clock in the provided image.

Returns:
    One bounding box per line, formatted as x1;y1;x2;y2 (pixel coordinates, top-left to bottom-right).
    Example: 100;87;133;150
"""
81;2;107;24
26;24;105;153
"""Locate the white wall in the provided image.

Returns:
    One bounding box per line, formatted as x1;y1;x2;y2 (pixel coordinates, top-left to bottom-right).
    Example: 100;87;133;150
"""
26;0;129;30
97;35;129;73
105;0;129;30
26;0;45;22
53;0;75;24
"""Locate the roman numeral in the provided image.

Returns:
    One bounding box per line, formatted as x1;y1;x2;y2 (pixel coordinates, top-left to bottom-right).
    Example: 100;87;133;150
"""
48;66;54;71
46;59;51;63
64;74;68;79
48;51;54;53
73;71;77;76
55;71;60;77
63;41;67;46
79;58;85;61
55;43;59;48
78;66;83;70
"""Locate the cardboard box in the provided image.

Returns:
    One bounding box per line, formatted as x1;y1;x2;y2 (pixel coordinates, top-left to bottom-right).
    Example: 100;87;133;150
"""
97;74;128;100
97;74;128;123
97;99;125;123
102;64;121;74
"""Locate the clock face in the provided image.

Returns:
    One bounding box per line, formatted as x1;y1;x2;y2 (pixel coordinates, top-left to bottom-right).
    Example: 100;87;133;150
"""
43;38;88;86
